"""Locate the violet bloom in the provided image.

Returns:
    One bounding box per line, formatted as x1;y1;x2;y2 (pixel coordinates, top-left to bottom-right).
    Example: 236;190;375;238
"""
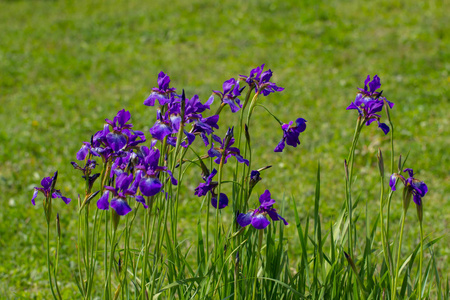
31;171;71;206
274;118;307;152
236;190;288;230
239;64;284;96
135;146;177;197
347;75;394;135
97;172;145;215
213;78;245;113
208;127;249;166
144;71;176;107
194;168;228;209
390;168;428;206
76;110;145;162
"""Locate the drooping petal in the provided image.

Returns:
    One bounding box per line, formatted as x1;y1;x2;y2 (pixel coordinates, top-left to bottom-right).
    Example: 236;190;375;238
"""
139;177;162;197
150;121;172;140
77;144;89;160
135;195;148;209
61;196;71;204
251;214;270;229
377;122;390;135
110;198;132;216
211;193;228;209
274;139;285;152
389;174;397;191
97;191;110;210
413;194;422;206
31;189;38;206
237;212;253;227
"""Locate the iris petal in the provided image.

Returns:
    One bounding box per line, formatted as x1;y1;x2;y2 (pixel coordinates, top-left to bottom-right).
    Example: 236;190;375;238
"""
251;214;270;229
237;212;253;227
139;177;162;197
97;191;110;210
110;198;132;216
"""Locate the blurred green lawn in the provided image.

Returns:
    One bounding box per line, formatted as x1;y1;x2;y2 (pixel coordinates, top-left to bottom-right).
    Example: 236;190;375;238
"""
0;0;448;297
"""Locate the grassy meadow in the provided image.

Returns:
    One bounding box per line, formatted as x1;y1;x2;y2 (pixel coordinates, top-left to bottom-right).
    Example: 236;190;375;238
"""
0;0;448;298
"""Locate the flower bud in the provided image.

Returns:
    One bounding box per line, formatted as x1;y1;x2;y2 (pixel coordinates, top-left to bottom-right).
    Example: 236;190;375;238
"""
224;127;234;149
244;124;250;144
402;186;411;213
56;213;61;238
344;159;349;181
377;149;384;178
416;202;423;223
112;210;120;231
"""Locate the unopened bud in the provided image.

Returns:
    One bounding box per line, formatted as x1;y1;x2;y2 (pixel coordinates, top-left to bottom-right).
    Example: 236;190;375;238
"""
224;127;234;149
344;160;349;181
51;171;58;191
244;124;250;143
416;202;423;223
402;187;411;213
377;149;384;178
56;213;61;238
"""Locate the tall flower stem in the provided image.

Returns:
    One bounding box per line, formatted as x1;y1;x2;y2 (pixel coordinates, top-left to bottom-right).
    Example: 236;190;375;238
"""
214;154;225;257
379;170;393;280
47;220;59;300
418;219;424;300
252;229;264;300
392;210;407;300
345;118;364;256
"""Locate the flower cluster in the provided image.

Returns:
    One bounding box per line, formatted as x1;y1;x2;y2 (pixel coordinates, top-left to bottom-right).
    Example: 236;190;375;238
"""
347;75;394;134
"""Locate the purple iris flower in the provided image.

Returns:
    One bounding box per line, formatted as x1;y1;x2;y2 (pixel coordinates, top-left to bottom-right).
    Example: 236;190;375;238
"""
239;64;284;96
144;71;177;107
31;171;71;206
135;146;177;197
208;127;249;166
77;111;145;163
274;118;307;152
390;168;428;206
213;78;245;113
193;168;228;209
347;75;394;135
98;172;144;215
191;115;220;146
236;190;288;229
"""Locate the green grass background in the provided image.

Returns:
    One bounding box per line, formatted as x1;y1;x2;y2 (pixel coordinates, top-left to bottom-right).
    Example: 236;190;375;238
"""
0;0;448;297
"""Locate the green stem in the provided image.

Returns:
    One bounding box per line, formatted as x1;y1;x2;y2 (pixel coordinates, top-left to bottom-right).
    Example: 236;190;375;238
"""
346;118;363;256
47;221;58;300
392;211;407;300
418;221;423;299
379;175;392;280
252;230;264;300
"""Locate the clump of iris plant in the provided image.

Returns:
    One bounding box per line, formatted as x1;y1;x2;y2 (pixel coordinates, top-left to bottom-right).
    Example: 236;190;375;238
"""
237;190;288;229
346;75;394;134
